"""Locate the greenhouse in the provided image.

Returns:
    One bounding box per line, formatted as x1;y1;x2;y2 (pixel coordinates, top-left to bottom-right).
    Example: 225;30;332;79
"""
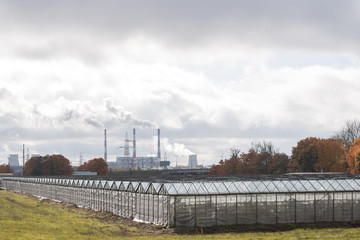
1;174;360;227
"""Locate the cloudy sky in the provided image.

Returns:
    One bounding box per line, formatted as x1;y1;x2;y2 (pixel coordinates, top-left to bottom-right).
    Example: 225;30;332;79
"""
1;0;360;166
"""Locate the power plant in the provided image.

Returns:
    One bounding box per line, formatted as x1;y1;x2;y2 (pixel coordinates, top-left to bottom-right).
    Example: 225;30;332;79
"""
108;128;165;169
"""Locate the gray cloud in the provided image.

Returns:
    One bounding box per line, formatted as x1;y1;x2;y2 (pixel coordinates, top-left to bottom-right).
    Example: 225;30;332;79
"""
1;0;360;52
1;0;360;165
0;88;12;99
84;118;102;128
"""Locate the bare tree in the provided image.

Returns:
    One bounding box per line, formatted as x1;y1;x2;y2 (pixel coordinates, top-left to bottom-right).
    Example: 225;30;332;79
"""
334;119;360;150
250;140;277;155
230;148;241;158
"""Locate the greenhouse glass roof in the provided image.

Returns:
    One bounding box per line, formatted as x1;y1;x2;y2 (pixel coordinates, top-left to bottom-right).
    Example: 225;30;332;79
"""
3;176;360;196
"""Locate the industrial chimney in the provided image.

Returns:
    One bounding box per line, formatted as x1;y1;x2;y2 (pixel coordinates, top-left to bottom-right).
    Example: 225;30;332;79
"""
104;129;107;162
133;128;136;158
157;129;161;160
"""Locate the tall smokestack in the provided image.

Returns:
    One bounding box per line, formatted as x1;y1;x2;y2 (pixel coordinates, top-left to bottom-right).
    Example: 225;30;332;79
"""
104;129;107;162
23;144;25;166
133;128;136;158
157;129;161;160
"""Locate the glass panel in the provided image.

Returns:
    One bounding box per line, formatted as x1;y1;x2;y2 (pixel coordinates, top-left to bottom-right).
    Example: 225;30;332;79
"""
85;180;92;188
97;181;104;189
290;180;306;192
243;181;260;192
194;182;209;194
254;181;270;193
327;179;344;191
224;182;239;193
120;181;130;191
158;184;168;195
104;181;113;190
92;180;99;188
203;182;219;194
164;183;178;195
353;179;360;190
337;179;355;191
282;180;297;192
127;184;134;192
299;180;317;192
173;183;187;194
264;181;280;192
318;180;335;191
183;183;198;195
137;184;145;193
152;183;162;193
308;180;326;191
272;181;289;192
212;182;230;194
141;182;150;192
131;182;140;191
233;181;250;193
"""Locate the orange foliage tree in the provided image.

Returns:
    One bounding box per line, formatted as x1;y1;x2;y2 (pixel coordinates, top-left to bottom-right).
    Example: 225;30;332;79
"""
23;155;73;176
314;138;346;172
209;142;290;175
78;158;108;176
0;164;12;173
289;137;346;173
347;137;360;174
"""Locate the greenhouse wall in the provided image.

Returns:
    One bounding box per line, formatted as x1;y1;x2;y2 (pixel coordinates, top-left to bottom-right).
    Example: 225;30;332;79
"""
2;178;360;228
0;179;172;227
173;192;360;227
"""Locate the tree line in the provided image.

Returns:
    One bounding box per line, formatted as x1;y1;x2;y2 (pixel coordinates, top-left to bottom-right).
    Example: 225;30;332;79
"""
210;119;360;175
22;155;108;176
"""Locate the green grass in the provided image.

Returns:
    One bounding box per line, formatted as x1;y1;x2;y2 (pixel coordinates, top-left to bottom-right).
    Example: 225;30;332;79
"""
2;189;360;239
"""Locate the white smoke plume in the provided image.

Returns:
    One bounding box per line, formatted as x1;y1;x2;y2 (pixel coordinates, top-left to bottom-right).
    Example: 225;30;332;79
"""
160;137;195;157
103;97;157;128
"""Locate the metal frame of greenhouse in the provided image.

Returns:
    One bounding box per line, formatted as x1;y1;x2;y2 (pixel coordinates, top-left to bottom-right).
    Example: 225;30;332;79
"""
2;175;360;227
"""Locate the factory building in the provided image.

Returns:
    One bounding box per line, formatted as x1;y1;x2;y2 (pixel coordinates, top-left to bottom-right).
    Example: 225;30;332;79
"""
8;154;19;167
114;128;161;169
188;154;198;169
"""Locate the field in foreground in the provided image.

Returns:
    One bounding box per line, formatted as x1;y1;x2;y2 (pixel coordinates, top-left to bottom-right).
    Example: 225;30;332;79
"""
1;190;360;240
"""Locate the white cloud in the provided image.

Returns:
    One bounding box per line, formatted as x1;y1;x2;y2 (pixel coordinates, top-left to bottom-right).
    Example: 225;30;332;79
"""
1;1;360;165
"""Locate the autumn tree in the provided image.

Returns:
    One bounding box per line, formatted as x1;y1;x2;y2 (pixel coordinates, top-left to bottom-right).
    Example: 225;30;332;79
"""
347;137;360;174
209;141;290;175
23;156;43;176
289;137;346;173
314;138;346;172
289;138;318;172
23;155;73;176
78;158;108;176
268;153;290;174
334;119;360;150
0;164;12;173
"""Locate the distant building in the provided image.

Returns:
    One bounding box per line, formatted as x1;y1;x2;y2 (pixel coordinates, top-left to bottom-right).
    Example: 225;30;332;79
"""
115;156;160;169
8;154;19;167
188;154;198;169
72;171;97;176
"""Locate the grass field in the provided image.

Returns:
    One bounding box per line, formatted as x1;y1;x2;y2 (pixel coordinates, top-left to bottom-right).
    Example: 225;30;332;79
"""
1;189;360;239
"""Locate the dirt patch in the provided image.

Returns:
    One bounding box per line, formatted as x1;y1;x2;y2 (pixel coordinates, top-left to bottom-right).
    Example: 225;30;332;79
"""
4;196;29;209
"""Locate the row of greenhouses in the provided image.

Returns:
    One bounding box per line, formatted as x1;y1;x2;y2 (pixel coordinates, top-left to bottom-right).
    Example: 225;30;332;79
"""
2;176;360;227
